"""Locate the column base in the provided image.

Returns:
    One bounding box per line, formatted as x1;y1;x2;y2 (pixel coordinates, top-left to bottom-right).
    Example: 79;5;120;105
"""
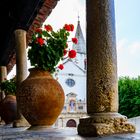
78;113;135;137
13;115;30;128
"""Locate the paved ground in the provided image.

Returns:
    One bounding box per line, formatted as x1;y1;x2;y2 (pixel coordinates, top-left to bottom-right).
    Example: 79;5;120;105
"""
0;124;140;140
128;117;140;132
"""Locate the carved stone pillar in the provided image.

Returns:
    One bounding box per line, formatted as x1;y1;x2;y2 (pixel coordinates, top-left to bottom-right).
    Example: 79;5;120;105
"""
14;29;30;127
0;66;7;100
78;0;135;136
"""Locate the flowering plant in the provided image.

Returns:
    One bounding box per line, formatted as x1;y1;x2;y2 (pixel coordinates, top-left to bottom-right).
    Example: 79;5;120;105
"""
28;24;78;73
0;77;16;96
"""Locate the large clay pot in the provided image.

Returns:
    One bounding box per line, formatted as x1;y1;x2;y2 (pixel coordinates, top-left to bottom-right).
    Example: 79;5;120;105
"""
16;68;65;126
0;95;17;124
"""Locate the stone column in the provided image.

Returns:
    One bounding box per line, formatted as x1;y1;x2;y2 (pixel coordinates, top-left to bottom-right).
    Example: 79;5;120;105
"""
15;29;28;86
14;29;30;127
0;66;7;100
78;0;135;136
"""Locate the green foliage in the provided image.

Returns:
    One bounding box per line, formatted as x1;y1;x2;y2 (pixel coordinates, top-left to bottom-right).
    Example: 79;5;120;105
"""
28;24;77;73
118;76;140;118
0;77;16;95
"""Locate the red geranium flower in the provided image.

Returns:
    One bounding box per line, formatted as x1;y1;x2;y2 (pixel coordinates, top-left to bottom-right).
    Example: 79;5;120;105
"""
68;50;77;58
28;23;78;73
72;38;78;44
44;25;53;32
70;24;74;31
58;64;64;70
36;37;44;46
63;49;67;56
64;24;71;31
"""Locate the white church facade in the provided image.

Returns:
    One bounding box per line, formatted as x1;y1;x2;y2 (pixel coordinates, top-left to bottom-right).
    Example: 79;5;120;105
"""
54;20;87;128
55;93;87;127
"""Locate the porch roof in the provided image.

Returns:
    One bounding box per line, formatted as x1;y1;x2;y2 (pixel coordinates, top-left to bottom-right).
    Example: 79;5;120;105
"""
0;0;59;74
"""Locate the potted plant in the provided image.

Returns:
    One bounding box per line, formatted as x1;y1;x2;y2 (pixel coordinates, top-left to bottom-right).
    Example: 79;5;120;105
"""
28;24;77;73
0;77;16;96
16;24;78;127
0;77;17;124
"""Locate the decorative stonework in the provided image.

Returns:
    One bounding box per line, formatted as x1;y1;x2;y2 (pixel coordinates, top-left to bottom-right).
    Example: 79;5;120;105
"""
55;93;87;128
78;113;135;137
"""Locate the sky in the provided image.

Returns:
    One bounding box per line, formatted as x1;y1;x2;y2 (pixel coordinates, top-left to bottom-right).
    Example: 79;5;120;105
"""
8;0;140;79
115;0;140;78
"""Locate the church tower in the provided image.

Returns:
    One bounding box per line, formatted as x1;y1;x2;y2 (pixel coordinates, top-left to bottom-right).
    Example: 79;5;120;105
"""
55;18;86;100
72;18;86;71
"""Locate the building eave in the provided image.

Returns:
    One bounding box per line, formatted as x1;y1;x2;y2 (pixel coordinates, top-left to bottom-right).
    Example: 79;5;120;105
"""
6;0;59;74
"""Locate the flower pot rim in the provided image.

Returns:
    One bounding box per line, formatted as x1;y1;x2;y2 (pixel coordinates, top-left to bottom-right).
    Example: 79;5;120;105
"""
28;68;48;72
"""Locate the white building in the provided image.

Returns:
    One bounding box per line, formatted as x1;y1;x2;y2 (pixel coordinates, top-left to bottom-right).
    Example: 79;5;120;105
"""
55;19;87;100
55;93;86;127
54;20;87;128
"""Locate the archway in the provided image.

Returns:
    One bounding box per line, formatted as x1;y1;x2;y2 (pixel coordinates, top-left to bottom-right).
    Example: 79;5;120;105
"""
66;119;76;127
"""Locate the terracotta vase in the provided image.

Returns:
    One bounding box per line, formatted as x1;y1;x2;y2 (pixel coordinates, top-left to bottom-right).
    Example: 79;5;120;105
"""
0;95;17;124
16;68;65;126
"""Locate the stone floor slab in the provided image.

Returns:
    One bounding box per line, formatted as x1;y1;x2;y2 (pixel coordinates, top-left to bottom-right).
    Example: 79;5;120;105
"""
0;124;140;140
